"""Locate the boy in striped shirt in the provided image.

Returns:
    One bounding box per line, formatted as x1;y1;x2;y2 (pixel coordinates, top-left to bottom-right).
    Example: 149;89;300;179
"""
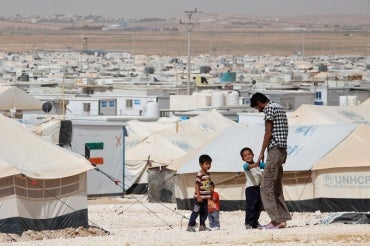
187;154;212;232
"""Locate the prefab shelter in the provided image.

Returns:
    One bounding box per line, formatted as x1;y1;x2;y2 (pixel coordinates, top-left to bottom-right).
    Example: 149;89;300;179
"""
70;120;125;196
0;115;93;234
170;124;357;211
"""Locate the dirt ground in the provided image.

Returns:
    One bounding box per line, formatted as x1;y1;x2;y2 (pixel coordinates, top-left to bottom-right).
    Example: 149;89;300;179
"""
1;195;369;246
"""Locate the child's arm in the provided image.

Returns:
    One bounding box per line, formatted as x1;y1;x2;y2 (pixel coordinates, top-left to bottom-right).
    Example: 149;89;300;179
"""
243;162;259;170
195;183;203;202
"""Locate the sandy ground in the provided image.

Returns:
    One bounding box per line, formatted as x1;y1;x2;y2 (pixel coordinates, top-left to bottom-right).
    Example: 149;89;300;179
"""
1;195;370;246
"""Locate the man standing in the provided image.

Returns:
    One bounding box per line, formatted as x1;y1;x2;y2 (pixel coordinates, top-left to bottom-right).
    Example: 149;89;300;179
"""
250;92;291;229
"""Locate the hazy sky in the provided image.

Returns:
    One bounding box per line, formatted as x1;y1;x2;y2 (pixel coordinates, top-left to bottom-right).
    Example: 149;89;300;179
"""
2;0;369;18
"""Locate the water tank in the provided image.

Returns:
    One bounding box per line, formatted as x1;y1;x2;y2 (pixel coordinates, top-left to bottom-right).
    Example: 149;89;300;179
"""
211;92;225;107
225;91;239;106
339;95;358;106
219;72;236;82
144;102;159;117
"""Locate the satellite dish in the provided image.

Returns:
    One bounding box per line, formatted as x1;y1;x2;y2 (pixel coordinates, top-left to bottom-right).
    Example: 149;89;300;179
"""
42;101;53;113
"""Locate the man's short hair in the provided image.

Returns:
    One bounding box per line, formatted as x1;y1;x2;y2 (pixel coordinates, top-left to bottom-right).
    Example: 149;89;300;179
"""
250;92;269;107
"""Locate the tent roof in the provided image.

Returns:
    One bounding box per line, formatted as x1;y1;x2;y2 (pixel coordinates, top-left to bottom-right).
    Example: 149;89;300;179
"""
173;124;357;174
173;126;261;174
125;132;213;166
0;115;93;179
0;86;43;110
312;124;370;170
283;124;357;171
288;104;370;125
362;98;370;105
126;109;239;137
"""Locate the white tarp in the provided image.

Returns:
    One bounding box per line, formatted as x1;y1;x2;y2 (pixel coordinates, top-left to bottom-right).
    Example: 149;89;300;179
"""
124;110;240;191
361;98;370;105
284;124;357;171
309;125;370;211
173;124;357;174
0;86;43;110
0;115;93;179
172;124;358;211
312;124;370;170
126;109;239;137
0;115;91;234
288;104;370;125
29;118;61;144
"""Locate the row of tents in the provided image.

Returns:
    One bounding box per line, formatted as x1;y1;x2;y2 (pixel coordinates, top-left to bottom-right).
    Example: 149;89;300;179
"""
125;101;370;212
1;84;370;234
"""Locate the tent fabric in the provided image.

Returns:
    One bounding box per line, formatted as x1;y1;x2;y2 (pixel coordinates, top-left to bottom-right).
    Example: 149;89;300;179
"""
173;124;357;174
172;124;361;212
307;124;370;211
0;209;88;235
361;98;370;105
312;124;370;170
331;213;370;224
0;86;43;110
0;115;93;179
0;173;88;234
0;116;91;234
29;118;61;144
125;131;218;192
288;104;370;125
124;110;240;192
126;109;239;137
284;124;357;171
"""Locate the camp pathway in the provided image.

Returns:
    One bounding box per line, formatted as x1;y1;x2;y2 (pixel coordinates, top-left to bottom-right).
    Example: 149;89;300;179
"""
1;195;370;245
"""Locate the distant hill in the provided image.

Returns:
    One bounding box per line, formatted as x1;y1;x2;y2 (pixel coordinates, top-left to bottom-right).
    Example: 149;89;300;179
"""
0;14;368;56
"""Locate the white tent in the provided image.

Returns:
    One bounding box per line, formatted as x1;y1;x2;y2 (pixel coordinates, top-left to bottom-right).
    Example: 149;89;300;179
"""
311;124;370;212
126;109;239;137
361;98;370;105
171;124;357;211
124;110;240;194
0;86;42;111
288;104;370;125
0;115;93;234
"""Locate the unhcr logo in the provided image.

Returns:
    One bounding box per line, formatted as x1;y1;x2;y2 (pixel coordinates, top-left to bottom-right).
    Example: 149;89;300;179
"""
295;126;317;136
323;174;370;188
198;123;216;132
171;139;194;152
338;110;368;123
287;145;301;156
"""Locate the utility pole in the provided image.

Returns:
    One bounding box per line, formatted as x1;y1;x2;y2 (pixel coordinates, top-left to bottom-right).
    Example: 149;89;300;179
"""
83;36;88;52
183;9;197;95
